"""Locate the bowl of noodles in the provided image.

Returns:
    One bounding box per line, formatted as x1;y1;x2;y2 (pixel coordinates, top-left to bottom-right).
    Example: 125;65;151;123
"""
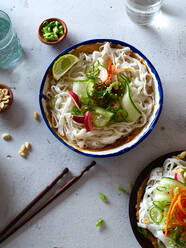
39;39;163;157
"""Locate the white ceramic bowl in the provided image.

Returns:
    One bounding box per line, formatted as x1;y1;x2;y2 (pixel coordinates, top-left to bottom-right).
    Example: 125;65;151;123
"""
39;39;163;157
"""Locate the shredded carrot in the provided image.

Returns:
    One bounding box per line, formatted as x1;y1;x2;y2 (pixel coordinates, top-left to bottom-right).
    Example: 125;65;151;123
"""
105;58;115;86
177;195;186;215
115;68;132;73
164;188;186;236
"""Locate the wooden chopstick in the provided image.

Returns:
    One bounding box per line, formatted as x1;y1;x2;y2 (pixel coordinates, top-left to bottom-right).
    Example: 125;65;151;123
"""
0;161;96;244
0;168;69;238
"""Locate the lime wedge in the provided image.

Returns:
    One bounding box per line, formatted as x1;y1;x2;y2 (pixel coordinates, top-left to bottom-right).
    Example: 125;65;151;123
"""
52;54;79;80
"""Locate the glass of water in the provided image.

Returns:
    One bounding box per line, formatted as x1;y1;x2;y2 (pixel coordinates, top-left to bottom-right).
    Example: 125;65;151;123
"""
0;10;22;69
126;0;163;25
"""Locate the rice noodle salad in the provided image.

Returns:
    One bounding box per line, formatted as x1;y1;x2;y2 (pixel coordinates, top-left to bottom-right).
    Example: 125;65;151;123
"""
138;152;186;248
46;42;155;149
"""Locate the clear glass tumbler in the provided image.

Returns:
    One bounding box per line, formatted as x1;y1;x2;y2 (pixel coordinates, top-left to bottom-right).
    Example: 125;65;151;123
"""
126;0;163;25
0;10;22;69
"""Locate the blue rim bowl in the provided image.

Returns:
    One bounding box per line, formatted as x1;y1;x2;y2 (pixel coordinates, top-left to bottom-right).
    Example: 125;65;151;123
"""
39;39;163;158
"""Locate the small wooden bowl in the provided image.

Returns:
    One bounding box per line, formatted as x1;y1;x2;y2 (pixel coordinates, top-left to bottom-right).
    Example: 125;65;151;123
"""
0;84;13;114
38;18;67;45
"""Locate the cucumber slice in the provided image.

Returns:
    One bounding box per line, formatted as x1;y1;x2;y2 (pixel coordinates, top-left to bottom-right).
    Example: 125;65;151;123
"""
121;80;141;122
153;192;171;208
156;186;169;192
160;177;185;188
153;200;170;210
93;107;113;127
150;206;163;224
86;80;95;97
73;81;88;98
153;177;185;209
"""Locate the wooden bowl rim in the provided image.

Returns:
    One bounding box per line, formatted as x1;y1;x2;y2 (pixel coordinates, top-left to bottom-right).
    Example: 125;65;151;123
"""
0;84;13;113
38;17;67;45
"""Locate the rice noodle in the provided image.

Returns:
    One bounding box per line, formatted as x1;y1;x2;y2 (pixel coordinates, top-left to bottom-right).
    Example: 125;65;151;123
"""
46;42;155;149
138;156;186;247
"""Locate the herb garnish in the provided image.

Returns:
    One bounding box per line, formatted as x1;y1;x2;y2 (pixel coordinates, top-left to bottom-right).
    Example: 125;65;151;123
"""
99;192;108;202
118;187;126;193
96;218;104;228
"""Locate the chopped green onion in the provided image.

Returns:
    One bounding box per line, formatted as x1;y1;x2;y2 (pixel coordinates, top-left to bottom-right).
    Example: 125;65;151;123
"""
85;61;101;79
114;109;128;122
53;26;59;34
42;20;64;42
81;103;96;113
106;101;120;113
43;21;48;27
96;219;104;228
118;187;126;193
71;106;84;116
99;192;107;202
43;33;58;41
107;81;125;97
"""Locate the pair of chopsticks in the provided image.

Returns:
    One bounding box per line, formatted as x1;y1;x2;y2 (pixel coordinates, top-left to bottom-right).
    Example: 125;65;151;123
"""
0;161;96;244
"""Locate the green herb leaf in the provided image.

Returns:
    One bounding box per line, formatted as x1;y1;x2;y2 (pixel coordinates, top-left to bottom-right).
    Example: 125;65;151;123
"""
96;219;104;228
118;187;126;193
99;192;107;202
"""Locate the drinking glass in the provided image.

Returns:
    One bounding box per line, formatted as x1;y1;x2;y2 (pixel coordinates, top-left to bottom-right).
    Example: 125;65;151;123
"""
126;0;163;25
0;10;22;69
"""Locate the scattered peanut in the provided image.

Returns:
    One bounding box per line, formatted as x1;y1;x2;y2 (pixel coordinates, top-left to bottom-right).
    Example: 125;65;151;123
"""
0;88;10;111
18;142;31;158
177;151;186;159
2;133;11;141
176;168;184;174
33;111;39;120
18;151;26;158
142;218;150;224
24;141;31;150
20;144;27;152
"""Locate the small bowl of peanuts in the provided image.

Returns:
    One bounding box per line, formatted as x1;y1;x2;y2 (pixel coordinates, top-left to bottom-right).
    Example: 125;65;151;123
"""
0;84;13;113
